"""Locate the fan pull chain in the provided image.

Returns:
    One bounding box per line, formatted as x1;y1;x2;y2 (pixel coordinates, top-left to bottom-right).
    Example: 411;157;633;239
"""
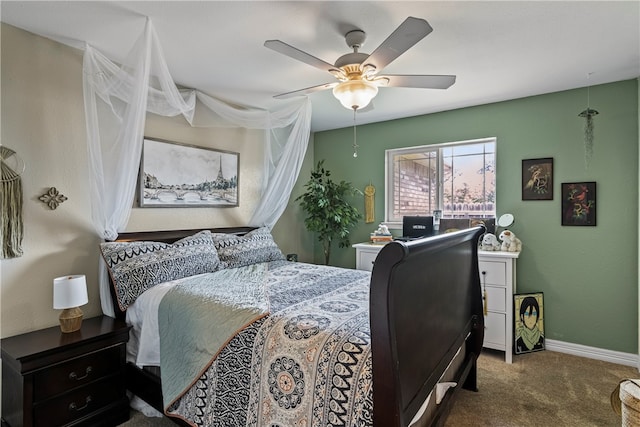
352;107;359;158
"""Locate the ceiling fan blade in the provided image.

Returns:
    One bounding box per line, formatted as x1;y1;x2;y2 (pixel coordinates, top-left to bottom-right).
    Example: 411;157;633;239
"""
363;17;433;72
383;74;456;89
265;40;338;74
273;82;338;99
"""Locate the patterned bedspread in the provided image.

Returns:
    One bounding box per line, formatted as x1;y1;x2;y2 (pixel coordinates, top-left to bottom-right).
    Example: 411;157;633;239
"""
163;260;374;427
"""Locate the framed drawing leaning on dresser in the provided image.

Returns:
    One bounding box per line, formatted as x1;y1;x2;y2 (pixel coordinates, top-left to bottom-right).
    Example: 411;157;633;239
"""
514;292;545;354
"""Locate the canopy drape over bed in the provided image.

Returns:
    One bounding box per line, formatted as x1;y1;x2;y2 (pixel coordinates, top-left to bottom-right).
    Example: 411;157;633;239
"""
80;18;312;316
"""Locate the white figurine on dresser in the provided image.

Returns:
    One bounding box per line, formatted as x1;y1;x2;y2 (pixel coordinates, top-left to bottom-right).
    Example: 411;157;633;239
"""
353;240;519;363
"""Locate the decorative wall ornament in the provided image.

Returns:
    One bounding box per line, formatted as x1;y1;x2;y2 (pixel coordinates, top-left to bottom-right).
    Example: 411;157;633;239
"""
39;187;68;210
364;182;375;223
578;75;599;169
1;144;25;258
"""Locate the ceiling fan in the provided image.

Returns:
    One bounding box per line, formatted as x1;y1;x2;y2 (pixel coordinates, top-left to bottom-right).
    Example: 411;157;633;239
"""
264;16;456;111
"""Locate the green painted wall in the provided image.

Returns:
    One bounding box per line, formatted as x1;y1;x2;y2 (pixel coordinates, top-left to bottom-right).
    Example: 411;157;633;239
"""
306;79;638;354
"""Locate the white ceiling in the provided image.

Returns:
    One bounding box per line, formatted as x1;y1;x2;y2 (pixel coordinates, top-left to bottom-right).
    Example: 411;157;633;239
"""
2;1;638;132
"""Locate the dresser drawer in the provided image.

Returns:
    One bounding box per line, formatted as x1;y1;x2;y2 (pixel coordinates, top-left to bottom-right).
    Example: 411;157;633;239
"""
358;250;378;271
484;311;506;348
486;286;506;312
33;375;125;426
478;261;507;286
33;345;122;401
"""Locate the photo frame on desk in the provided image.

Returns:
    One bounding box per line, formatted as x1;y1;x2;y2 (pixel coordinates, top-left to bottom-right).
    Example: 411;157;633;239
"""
139;137;239;208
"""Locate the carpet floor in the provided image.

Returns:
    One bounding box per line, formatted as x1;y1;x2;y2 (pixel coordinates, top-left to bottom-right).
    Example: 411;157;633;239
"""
120;349;638;426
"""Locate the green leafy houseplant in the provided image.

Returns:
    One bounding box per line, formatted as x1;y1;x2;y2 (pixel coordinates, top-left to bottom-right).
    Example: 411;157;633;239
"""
296;160;362;265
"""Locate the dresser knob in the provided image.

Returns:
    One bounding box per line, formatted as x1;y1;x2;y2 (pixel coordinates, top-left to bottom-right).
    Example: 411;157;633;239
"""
69;366;92;381
69;395;92;412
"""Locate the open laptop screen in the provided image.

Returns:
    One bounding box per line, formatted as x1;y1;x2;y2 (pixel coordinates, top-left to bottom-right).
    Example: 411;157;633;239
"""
402;216;434;239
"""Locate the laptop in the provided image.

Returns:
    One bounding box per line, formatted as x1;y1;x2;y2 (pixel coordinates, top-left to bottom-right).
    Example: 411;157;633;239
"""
396;216;434;241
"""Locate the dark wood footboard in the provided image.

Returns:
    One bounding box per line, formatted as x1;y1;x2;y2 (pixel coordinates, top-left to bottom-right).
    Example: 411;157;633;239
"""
370;227;485;427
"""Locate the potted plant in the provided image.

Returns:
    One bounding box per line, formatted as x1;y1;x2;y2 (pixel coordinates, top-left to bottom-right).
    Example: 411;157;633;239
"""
296;160;362;265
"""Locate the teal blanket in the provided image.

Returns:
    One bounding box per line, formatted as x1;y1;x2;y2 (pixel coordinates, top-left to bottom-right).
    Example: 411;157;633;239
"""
158;263;270;409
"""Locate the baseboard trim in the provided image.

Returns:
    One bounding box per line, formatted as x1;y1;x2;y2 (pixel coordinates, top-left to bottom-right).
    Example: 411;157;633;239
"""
546;339;639;369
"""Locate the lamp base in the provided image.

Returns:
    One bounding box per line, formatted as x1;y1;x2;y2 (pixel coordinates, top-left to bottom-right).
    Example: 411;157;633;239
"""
59;307;84;333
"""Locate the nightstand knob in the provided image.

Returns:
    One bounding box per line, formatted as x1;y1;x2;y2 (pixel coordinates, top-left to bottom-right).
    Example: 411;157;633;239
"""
69;366;92;381
69;395;92;412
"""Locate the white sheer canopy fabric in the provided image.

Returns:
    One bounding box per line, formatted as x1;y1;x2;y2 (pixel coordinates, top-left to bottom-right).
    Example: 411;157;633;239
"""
82;19;311;316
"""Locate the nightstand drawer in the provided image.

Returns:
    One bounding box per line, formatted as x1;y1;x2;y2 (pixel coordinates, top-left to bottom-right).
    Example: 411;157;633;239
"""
33;376;125;426
33;345;122;401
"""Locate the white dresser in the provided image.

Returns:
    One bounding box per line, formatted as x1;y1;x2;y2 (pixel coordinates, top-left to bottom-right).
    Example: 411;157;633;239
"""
477;250;519;363
353;242;519;363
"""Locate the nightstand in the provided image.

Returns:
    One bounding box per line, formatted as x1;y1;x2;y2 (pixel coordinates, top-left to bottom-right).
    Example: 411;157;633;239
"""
1;316;131;427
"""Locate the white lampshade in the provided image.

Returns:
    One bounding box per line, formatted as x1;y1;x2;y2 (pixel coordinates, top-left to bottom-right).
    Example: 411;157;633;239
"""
332;79;378;110
53;275;88;309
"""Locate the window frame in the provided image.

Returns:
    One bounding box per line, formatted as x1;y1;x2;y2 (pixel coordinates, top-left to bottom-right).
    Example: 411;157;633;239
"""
384;137;496;228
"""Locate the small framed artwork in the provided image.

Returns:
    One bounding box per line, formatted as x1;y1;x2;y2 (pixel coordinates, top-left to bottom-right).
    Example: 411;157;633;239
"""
514;292;545;355
522;158;553;200
139;137;239;208
561;182;596;226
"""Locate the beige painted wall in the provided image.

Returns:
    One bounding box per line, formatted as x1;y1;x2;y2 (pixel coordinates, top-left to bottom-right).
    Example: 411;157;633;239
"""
0;23;307;340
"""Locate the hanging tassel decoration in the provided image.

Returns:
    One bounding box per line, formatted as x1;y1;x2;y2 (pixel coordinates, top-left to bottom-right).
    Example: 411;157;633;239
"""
1;145;25;258
481;271;488;316
364;182;375;223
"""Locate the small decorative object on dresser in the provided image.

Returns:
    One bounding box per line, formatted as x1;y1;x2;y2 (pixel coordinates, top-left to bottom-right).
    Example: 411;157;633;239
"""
498;230;523;252
53;274;89;333
479;233;501;251
370;223;393;244
1;316;131;427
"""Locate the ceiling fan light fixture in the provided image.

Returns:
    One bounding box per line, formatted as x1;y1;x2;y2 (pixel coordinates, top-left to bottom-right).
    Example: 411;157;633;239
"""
332;79;378;110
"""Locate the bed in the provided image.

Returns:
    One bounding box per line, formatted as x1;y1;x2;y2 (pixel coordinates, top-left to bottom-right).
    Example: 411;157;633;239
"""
101;225;485;427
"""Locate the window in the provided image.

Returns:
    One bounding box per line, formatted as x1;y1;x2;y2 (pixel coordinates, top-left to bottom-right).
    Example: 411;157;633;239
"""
385;137;496;225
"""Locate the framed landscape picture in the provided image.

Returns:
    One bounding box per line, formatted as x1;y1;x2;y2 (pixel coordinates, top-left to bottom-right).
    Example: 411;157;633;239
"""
514;292;545;355
139;137;239;208
561;182;596;226
522;157;553;200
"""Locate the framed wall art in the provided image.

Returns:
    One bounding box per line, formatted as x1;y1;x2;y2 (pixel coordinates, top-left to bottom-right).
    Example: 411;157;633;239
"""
514;292;545;355
139;137;239;208
561;182;596;226
522;157;553;200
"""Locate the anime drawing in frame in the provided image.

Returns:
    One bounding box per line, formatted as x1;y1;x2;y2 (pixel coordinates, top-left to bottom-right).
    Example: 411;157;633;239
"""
514;292;545;355
522;158;553;200
561;182;596;226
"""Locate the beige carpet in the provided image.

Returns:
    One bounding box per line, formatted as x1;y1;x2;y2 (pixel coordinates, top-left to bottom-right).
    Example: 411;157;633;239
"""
445;349;637;427
120;349;637;426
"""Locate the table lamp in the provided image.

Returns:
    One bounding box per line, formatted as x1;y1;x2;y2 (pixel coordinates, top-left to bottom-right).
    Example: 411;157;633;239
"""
53;275;89;333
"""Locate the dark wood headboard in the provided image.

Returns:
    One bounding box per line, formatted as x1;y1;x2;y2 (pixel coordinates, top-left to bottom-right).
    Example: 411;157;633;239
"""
369;226;485;426
107;226;257;320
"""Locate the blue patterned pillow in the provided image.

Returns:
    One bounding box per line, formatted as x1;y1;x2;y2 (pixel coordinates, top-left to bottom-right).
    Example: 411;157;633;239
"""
100;230;220;311
212;227;285;269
